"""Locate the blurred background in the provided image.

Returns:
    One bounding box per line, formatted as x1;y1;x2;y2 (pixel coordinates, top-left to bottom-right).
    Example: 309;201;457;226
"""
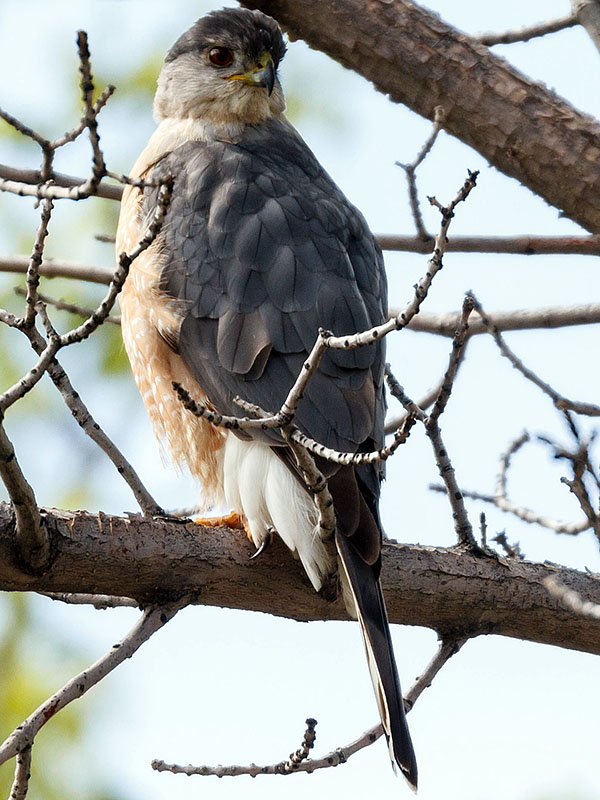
0;1;599;798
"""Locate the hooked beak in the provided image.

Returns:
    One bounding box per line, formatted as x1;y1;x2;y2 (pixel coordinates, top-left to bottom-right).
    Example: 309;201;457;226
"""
252;58;275;95
227;55;276;96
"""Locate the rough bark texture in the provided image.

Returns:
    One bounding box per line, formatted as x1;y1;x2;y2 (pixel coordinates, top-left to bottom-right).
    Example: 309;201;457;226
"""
1;503;599;655
241;0;600;233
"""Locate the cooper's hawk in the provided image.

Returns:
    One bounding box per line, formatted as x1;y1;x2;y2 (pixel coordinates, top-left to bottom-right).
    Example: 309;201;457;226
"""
117;8;417;788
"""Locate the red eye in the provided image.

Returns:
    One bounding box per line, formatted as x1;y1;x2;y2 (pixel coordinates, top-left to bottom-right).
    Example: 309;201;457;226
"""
208;47;234;67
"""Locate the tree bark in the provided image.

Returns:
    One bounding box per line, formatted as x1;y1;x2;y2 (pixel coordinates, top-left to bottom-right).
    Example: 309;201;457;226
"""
1;503;599;655
240;0;600;233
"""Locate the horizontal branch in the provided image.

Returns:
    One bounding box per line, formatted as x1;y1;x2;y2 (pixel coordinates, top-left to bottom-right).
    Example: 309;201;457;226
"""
0;255;114;285
0;163;121;201
376;234;600;256
402;303;600;337
1;503;600;656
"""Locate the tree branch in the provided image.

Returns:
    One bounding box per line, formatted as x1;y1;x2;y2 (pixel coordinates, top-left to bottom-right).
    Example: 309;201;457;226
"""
376;234;600;256
474;14;577;46
2;503;600;656
240;0;600;233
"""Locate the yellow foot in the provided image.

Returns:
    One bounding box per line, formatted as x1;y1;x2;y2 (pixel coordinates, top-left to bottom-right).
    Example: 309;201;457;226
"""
194;511;252;539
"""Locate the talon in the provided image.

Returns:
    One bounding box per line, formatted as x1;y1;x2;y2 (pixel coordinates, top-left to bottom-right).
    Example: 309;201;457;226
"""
250;530;272;559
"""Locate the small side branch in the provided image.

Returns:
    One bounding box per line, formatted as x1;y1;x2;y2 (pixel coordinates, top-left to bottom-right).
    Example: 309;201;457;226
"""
152;635;467;778
470;294;600;417
0;422;48;571
395;106;445;239
474;14;577;46
544;576;600;619
9;746;32;800
376;233;600;256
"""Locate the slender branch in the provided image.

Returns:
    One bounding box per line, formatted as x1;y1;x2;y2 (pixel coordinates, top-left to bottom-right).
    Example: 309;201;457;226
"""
474;14;577;46
40;592;139;609
50;86;115;150
20;324;162;515
430;484;590;535
0;332;61;412
573;0;600;55
402;303;600;337
0;423;48;572
376;234;600;255
0;255;115;285
470;294;600;416
544;576;600;620
152;635;467;778
282;427;336;542
13;287;121;325
21;199;53;329
0;164;122;201
395;106;445;239
0;599;189;767
8;746;31;800
429;296;473;422
431;429;593;535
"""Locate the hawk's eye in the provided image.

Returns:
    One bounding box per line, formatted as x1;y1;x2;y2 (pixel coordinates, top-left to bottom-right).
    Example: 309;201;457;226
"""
208;47;234;67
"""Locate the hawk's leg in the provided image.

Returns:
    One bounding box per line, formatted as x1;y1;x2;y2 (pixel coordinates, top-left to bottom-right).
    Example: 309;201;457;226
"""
194;513;274;559
194;511;249;533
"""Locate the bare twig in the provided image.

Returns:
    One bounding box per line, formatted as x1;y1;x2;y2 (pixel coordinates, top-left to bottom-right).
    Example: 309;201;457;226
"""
429;295;474;422
0;164;122;201
479;512;487;548
431;429;593;535
51;85;115;149
282;427;336;541
431;484;591;535
376;233;600;256
13;287;121;325
59;176;172;346
0;330;61;412
470;294;600;417
40;592;139;609
0;422;48;571
0;599;189;768
0;255;115;285
175;382;415;467
395;106;445;239
561;475;600;542
152;636;468;778
544;576;600;619
8;746;31;800
493;531;524;559
285;718;318;770
21;199;53;328
573;0;600;55
20;323;162;515
474;13;577;46
402;303;600;337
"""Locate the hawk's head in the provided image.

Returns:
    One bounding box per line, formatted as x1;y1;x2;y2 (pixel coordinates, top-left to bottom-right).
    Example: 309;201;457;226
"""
154;8;287;124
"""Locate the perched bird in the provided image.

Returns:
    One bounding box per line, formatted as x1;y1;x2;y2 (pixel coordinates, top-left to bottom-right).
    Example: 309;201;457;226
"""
117;7;417;788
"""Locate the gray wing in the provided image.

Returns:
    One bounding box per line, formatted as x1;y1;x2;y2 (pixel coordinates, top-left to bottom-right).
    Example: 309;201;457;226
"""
143;119;387;471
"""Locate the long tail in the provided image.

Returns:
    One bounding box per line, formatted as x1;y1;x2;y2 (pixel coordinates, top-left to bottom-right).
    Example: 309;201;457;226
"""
335;529;418;791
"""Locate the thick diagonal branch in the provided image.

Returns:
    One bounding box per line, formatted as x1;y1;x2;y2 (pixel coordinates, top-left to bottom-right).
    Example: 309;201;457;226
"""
241;0;600;233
